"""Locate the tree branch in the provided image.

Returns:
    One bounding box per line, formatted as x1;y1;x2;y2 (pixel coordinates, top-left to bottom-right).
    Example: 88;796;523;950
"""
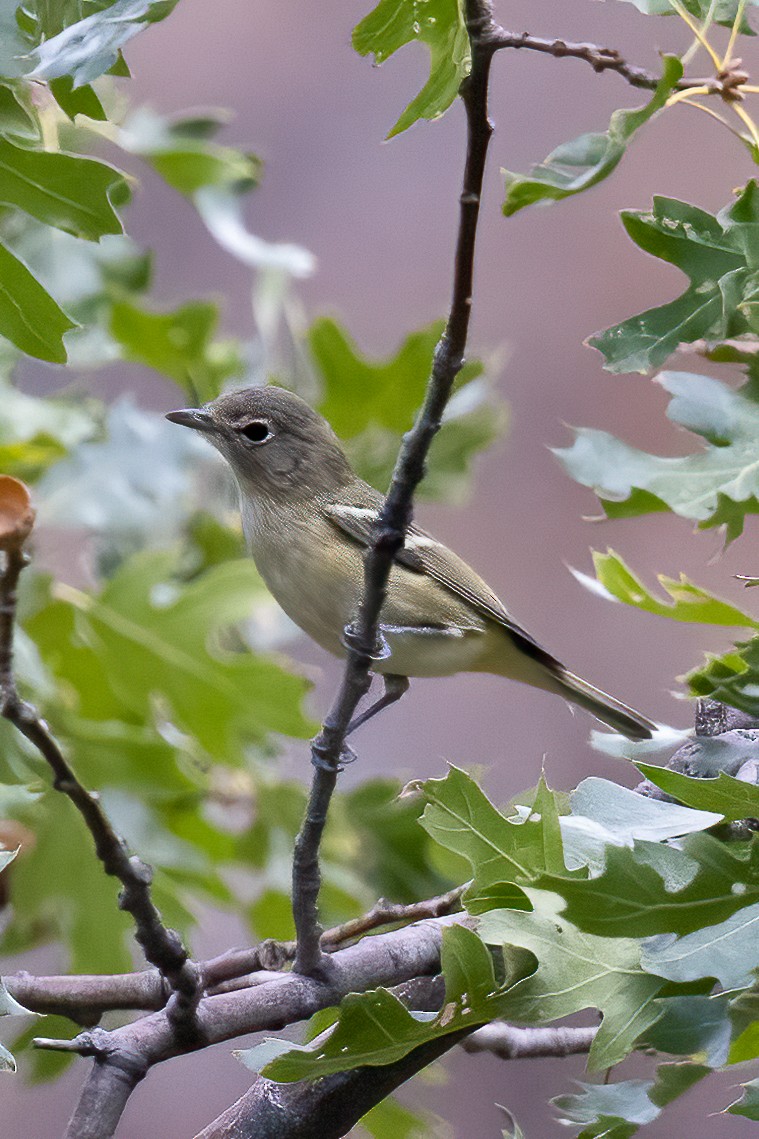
291;0;498;979
461;1021;597;1060
487;30;717;91
33;915;463;1139
193;1029;473;1139
193;1019;598;1137
0;536;201;1043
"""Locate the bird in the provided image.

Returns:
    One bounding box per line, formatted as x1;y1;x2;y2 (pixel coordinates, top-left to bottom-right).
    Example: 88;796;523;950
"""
166;385;655;740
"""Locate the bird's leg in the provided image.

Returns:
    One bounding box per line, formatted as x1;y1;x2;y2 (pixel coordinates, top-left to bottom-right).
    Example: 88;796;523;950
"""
346;673;410;736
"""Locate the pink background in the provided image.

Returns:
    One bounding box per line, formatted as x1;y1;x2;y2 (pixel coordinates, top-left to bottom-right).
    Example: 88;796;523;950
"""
4;0;759;1134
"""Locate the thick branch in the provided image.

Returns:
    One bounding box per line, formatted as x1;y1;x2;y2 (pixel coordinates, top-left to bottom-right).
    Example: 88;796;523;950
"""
4;971;167;1024
0;547;201;1040
35;916;462;1139
193;1020;597;1137
193;1029;472;1139
291;0;498;979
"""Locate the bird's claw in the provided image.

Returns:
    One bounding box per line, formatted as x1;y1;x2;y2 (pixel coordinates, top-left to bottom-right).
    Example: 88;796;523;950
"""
310;738;358;773
341;623;391;661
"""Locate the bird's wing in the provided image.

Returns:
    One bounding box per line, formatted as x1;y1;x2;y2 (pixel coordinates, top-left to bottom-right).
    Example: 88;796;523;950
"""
324;499;561;671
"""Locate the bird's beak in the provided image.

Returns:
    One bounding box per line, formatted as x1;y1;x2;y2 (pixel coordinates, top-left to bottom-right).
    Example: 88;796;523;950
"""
165;408;216;434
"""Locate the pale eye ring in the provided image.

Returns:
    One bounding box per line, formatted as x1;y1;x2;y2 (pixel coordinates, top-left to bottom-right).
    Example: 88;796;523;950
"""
239;420;273;444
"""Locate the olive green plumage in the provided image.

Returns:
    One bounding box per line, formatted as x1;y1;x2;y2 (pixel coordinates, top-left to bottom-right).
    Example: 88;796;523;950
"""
166;386;655;741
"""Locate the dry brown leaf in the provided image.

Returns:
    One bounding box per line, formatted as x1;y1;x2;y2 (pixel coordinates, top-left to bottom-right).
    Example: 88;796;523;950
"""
0;476;35;552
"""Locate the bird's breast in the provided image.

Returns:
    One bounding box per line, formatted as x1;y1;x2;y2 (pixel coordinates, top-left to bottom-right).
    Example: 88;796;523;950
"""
242;499;361;657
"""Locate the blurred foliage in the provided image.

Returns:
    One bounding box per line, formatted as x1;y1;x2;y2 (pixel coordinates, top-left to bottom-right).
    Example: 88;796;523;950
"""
0;0;759;1135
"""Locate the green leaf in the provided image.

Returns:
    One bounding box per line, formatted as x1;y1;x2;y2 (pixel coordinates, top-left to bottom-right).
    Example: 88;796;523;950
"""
110;299;243;401
119;107;261;195
534;833;759;937
563;777;721;862
310;318;482;436
688;631;759;717
641;900;759;988
241;925;529;1081
589;185;759;373
309;318;503;502
28;0;180;87
727;1077;759;1119
49;77;107;121
352;0;470;137
576;550;758;627
338;778;452;903
637;763;759;822
359;1095;432;1139
418;766;564;908
25;552;313;757
0;139;126;240
503;58;682;216
554;1063;708;1138
0;82;40;142
1;792;133;972
646;995;732;1066
480;895;666;1069
555;369;759;541
554;1080;659;1132
0;239;75;361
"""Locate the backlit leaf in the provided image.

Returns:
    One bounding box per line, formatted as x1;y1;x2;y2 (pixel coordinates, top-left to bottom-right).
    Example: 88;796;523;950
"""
353;0;469;137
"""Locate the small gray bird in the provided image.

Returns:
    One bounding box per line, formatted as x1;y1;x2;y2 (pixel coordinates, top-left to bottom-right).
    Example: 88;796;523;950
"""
166;386;655;740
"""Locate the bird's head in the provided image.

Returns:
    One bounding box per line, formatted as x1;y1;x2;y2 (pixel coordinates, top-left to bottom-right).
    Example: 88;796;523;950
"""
166;385;353;501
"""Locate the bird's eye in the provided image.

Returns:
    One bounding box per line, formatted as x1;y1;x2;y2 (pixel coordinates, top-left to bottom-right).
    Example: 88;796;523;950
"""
239;420;272;444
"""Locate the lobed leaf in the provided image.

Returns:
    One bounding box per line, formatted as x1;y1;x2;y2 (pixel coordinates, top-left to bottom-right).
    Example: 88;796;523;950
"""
308;318;504;502
534;833;759;937
110;299;243;401
556;369;759;542
637;762;759;821
641;900;759;988
479;895;666;1070
590;184;759;373
352;0;469;137
419;766;565;909
575;550;758;627
240;925;530;1081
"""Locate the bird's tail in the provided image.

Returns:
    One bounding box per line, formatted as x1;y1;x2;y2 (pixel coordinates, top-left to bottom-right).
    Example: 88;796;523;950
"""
554;669;656;741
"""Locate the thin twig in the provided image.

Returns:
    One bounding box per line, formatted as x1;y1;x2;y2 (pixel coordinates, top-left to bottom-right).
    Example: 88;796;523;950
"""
0;546;201;1041
205;884;466;989
489;29;715;91
291;0;498;979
